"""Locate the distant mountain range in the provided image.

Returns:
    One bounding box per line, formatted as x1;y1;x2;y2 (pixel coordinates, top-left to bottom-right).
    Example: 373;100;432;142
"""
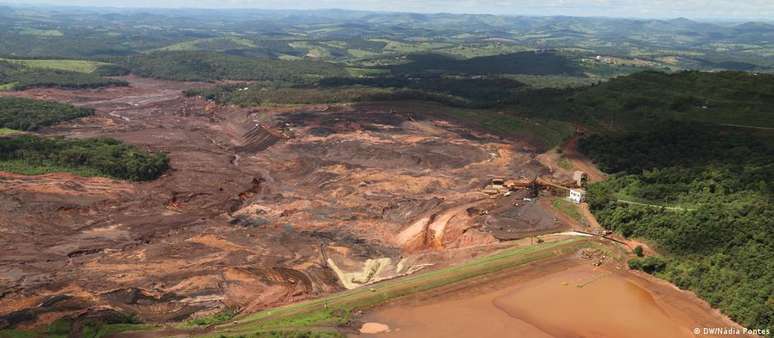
0;5;771;69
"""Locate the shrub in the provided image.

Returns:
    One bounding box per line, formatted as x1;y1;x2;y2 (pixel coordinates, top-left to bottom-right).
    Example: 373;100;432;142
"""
628;256;666;274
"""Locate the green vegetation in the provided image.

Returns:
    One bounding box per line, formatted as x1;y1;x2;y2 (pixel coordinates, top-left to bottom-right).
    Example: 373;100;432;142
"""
0;135;169;181
627;256;667;274
0;7;771;73
0;7;772;336
93;64;130;77
0;58;107;73
0;329;39;338
186;84;393;106
153;36;258;52
581;123;773;331
515;71;774;129
187;76;527;108
187;309;238;327
390;52;583;76
0;83;16;91
633;245;644;257
8;69;127;90
0;97;94;131
448;109;575;149
319;76;527;107
0;128;20;136
187;70;773;143
557;156;573;170
0;314;151;338
552;197;584;223
0;61;127;90
505;74;599;89
19;28;64;37
116;52;348;82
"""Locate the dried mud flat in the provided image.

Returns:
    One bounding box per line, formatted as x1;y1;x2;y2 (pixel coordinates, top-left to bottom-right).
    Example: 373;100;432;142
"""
0;77;573;328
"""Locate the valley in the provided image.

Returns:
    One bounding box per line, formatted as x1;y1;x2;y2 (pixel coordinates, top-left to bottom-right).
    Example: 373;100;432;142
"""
1;76;578;330
0;4;771;338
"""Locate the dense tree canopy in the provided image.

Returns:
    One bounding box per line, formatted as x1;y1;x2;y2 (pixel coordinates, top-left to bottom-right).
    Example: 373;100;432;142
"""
0;61;127;90
0;97;95;131
0;135;169;181
514;71;774;129
116;51;348;82
186;75;527;108
390;52;583;76
581;123;773;331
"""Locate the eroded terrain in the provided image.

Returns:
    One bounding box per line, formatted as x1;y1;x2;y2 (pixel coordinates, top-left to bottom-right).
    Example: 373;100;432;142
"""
0;77;575;328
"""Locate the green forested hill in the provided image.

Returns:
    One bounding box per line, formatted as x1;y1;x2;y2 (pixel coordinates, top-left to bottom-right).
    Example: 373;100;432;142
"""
580;123;773;331
516;71;774;129
390;52;583;76
116;52;349;82
0;60;128;90
186;76;527;108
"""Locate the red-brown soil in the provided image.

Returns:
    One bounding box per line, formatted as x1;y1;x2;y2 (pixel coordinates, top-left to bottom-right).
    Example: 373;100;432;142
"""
0;77;573;328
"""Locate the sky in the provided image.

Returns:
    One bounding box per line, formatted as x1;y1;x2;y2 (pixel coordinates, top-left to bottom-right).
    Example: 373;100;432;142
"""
5;0;774;20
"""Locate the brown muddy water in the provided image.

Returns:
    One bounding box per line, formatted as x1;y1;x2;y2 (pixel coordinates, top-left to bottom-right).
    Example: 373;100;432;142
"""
358;260;742;338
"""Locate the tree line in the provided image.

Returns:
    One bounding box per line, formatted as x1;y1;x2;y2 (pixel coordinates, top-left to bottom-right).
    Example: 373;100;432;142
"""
0;97;95;131
0;61;127;90
112;51;349;83
0;135;169;181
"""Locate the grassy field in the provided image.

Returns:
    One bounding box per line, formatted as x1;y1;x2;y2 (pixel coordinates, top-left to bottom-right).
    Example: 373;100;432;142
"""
372;39;454;53
558;155;573;170
0;159;105;177
0;83;18;91
0;128;21;136
185;238;590;337
19;28;64;37
153;36;258;52
552;197;585;223
0;58;108;73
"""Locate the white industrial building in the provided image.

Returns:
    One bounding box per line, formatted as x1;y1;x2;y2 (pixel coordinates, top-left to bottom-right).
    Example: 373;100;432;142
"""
568;189;586;204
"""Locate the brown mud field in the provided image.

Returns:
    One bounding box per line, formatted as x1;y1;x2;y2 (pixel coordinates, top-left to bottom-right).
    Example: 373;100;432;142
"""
0;77;577;328
358;255;745;338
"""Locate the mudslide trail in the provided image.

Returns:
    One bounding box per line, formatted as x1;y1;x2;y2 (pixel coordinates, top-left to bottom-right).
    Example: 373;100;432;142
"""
0;77;574;328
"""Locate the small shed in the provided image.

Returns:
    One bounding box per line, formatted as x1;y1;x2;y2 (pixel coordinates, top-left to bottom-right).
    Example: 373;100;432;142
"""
568;189;586;204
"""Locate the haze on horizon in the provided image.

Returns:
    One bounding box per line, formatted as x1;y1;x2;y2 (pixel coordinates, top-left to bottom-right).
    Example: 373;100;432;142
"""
4;0;774;20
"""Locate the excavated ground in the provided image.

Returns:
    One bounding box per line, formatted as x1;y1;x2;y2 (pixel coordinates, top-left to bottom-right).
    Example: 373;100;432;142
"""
0;77;572;328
